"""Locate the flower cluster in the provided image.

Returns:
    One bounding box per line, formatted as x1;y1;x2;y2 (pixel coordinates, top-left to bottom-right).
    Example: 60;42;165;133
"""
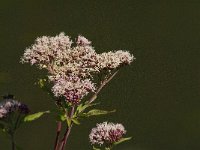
89;122;126;146
0;96;29;119
21;33;134;104
97;50;134;70
52;77;95;104
21;33;72;67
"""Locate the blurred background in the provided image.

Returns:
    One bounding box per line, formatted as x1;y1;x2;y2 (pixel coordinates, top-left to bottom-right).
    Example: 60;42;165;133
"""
0;0;200;150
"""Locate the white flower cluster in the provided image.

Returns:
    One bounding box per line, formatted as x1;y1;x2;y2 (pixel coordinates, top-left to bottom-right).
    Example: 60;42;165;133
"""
21;33;72;67
0;98;29;118
97;50;134;69
21;33;134;104
89;122;126;145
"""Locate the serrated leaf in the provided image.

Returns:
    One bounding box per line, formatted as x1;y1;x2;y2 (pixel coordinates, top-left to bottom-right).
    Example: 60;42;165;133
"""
71;118;80;125
114;137;132;145
81;109;116;117
23;111;49;122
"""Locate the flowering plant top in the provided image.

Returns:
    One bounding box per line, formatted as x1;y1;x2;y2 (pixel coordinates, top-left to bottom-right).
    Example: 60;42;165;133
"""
20;33;134;150
21;33;134;105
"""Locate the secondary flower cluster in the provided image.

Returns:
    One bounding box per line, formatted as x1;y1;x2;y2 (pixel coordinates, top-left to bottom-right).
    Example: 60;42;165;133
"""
52;77;95;104
0;96;29;119
21;33;134;104
98;50;133;69
89;122;126;146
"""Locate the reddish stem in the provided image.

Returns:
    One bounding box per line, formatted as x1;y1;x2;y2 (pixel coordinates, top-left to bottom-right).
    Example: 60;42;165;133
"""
54;121;62;150
59;106;75;150
60;125;72;150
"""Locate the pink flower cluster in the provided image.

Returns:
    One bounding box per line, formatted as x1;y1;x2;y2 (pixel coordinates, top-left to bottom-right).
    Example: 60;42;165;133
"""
0;98;29;118
51;77;95;104
21;33;134;104
89;122;126;145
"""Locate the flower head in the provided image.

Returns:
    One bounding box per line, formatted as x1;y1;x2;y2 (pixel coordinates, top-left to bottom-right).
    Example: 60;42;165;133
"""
97;50;134;70
0;95;29;119
52;77;95;104
89;122;126;146
20;32;72;68
77;35;91;46
115;50;135;65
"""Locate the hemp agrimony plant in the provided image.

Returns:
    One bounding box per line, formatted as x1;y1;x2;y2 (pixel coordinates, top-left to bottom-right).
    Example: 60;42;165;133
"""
20;33;134;150
0;94;48;150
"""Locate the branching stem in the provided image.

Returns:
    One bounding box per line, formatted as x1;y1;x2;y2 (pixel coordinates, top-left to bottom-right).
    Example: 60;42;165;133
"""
57;106;75;150
89;70;119;103
55;70;119;150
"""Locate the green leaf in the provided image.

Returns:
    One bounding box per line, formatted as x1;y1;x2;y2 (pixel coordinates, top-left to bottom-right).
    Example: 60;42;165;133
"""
76;103;83;113
56;110;67;122
23;111;50;122
114;137;132;145
93;146;101;150
81;109;116;117
59;114;67;122
77;102;100;114
66;116;71;127
71;118;80;125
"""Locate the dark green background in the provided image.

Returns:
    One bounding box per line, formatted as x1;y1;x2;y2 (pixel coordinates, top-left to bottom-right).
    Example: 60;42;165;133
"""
0;0;200;150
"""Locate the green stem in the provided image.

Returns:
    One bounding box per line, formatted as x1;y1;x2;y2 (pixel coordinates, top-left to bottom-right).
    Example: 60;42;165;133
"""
14;113;21;130
11;133;15;150
10;113;21;150
57;106;75;150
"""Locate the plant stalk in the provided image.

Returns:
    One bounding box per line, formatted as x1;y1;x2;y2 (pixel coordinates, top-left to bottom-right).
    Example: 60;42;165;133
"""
89;70;119;103
11;133;15;150
60;125;72;150
58;106;75;150
54;121;62;150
